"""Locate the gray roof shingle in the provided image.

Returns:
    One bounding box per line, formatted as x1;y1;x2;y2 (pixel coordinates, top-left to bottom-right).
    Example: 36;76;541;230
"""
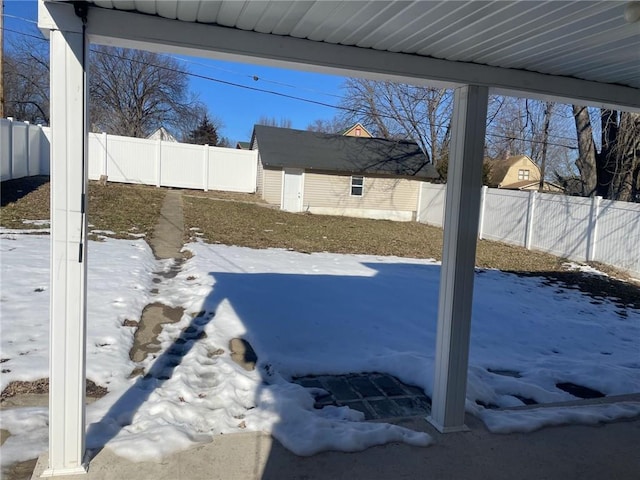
253;125;438;179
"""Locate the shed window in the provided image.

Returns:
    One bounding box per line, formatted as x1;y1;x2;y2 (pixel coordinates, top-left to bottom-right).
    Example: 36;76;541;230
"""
351;176;364;196
518;169;530;180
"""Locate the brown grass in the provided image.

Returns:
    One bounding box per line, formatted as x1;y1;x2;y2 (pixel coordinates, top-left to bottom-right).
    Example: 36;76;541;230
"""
1;179;165;239
183;196;565;272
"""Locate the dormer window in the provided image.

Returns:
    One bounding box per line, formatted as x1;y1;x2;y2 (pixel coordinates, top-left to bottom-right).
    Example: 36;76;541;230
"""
518;169;530;180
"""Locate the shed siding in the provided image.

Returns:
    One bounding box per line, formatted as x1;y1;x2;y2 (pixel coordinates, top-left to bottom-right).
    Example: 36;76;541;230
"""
256;157;264;196
263;167;282;205
303;172;420;213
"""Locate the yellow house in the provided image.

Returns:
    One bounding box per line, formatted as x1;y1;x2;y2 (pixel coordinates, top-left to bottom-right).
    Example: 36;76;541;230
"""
341;123;373;138
487;155;563;192
252;125;438;221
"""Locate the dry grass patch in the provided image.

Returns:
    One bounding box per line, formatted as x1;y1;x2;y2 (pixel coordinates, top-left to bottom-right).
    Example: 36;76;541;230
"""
182;189;266;204
1;178;165;238
183;196;565;272
87;182;165;238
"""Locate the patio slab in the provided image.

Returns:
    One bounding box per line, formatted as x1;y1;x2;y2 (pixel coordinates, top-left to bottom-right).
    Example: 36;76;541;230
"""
30;412;640;480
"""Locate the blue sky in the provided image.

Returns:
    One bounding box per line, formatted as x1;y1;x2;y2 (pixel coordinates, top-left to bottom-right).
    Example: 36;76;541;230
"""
3;0;348;143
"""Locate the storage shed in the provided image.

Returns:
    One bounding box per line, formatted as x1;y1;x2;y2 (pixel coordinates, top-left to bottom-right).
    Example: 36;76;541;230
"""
252;125;438;220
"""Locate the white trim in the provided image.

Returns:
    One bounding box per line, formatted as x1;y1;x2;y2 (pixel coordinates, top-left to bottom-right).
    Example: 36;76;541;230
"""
41;465;88;477
350;175;364;197
429;85;489;433
46;3;89;473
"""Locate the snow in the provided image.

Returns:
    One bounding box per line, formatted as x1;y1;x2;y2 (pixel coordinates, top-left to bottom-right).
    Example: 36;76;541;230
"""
1;233;639;467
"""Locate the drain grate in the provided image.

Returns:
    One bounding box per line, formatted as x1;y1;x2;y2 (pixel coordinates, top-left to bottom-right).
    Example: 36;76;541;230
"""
293;373;431;420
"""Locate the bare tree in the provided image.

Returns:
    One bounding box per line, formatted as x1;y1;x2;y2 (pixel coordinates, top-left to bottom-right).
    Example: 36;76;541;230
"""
306;117;350;134
89;46;204;137
571;106;639;201
256;116;293;129
339;79;453;167
3;34;50;124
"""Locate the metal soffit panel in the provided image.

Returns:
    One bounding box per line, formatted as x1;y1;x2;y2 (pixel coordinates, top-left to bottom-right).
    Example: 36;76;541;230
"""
89;1;640;89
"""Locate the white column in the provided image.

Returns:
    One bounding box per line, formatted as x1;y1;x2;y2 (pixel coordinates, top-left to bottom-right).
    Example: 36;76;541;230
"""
45;15;89;477
428;85;488;433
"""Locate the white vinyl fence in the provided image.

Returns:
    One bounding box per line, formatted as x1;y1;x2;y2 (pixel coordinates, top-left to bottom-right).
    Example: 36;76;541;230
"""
1;118;258;193
0;118;50;181
418;183;640;278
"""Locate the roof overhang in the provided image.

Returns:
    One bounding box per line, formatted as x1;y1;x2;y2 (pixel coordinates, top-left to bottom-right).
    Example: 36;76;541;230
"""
39;1;640;112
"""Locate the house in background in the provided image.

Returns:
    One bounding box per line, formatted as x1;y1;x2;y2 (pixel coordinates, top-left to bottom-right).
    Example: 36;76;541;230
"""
251;125;437;221
487;155;564;192
340;122;372;138
236;141;251;150
146;126;178;142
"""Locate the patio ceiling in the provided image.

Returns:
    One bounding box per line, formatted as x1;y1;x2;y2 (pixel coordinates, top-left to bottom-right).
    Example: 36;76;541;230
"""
80;0;640;110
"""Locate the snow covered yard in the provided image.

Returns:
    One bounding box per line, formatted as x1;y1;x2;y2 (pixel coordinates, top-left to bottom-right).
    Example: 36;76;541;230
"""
1;232;639;468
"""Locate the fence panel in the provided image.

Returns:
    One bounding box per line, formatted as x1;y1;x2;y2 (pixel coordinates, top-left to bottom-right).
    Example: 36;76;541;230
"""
481;189;530;246
106;135;157;184
0;119;11;181
11;123;29;179
208;146;257;193
40;127;51;175
532;194;592;260
161;143;205;189
88;133;104;179
596;200;640;277
418;183;446;226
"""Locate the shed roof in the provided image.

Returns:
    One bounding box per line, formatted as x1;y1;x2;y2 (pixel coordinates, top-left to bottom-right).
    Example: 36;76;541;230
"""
253;125;437;179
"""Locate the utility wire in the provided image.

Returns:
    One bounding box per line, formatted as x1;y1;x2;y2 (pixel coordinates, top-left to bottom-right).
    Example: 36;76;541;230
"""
1;24;579;149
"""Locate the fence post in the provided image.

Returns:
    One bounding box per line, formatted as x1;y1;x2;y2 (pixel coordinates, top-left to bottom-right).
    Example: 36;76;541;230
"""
587;195;602;261
156;139;162;188
203;144;210;191
477;185;488;239
23;121;31;177
7;117;14;180
101;131;108;178
524;190;537;249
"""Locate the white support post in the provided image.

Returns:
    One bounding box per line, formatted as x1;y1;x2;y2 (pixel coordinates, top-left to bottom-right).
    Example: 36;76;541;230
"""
101;131;108;178
156;139;162;187
587;195;602;261
203;144;210;191
477;185;488;239
524;190;537;250
43;5;89;476
428;85;488;433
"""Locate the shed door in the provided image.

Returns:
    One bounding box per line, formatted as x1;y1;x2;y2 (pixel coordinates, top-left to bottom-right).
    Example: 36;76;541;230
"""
282;168;304;212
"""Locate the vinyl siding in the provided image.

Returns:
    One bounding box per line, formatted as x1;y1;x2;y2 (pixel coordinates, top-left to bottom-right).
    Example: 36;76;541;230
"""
263;167;282;205
502;158;540;186
256;157;264;196
303;172;420;213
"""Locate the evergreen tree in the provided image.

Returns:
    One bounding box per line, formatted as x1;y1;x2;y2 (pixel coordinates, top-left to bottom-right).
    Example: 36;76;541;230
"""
186;115;220;146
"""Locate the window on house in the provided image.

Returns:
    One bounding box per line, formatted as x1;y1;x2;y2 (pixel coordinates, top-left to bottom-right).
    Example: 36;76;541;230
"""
518;169;530;180
351;176;364;196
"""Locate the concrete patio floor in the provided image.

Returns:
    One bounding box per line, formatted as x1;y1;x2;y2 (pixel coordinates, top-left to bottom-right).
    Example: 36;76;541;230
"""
31;410;640;480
